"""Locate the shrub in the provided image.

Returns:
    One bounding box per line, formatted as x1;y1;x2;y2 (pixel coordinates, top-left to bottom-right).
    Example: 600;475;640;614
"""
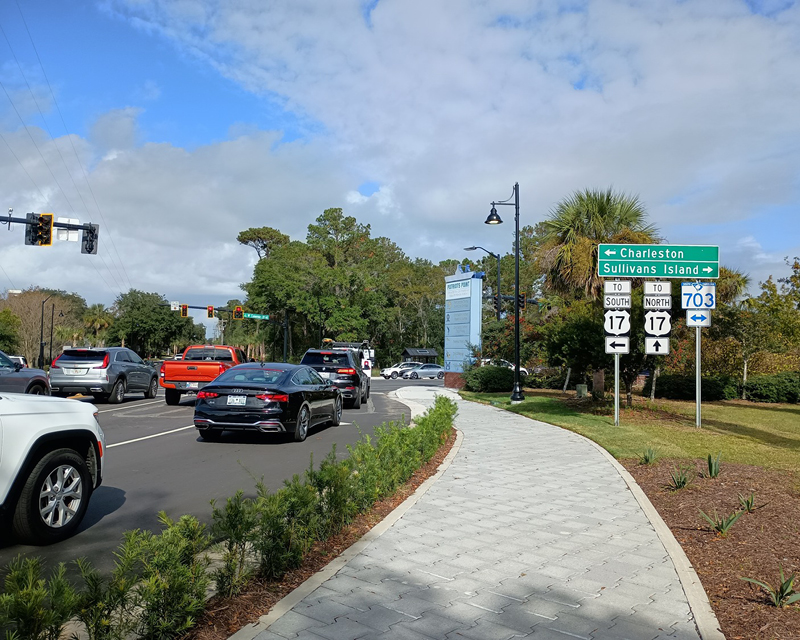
642;374;738;401
741;566;800;608
525;368;568;390
210;490;257;598
463;365;525;392
743;372;800;403
304;448;358;537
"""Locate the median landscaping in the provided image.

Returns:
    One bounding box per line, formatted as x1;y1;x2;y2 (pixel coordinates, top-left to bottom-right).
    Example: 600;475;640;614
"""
461;388;800;640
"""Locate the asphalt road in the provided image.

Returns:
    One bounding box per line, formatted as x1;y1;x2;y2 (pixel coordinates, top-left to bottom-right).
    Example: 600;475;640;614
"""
0;377;443;574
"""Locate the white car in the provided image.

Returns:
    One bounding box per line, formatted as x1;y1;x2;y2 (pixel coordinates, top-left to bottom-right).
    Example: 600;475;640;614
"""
380;361;422;379
0;393;106;544
480;358;529;376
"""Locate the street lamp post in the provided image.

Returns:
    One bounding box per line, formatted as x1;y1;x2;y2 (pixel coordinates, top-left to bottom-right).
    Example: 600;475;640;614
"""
38;294;53;368
464;246;501;321
485;182;524;403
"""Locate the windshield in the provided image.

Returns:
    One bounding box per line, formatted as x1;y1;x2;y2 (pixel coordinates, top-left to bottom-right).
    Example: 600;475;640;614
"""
301;352;351;366
216;367;287;385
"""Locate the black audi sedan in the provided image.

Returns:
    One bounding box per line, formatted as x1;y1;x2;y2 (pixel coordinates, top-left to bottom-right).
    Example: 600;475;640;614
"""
193;363;342;442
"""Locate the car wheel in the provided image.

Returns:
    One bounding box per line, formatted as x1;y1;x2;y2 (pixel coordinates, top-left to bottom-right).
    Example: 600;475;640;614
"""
165;389;181;406
144;377;158;399
437;371;444;379
331;396;342;426
361;383;368;403
352;387;362;409
108;379;125;404
391;372;398;379
198;428;222;441
25;383;48;395
366;383;370;399
12;448;91;544
411;372;418;379
294;405;310;442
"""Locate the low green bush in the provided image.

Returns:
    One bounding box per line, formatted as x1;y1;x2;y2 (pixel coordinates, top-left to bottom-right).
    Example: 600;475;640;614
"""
642;373;738;401
463;365;525;392
525;368;568;390
743;372;800;403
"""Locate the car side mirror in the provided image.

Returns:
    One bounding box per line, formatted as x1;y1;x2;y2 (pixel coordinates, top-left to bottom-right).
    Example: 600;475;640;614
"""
250;358;256;363
14;363;22;372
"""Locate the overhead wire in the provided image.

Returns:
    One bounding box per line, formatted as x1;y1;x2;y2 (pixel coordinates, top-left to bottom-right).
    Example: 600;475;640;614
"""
15;2;134;292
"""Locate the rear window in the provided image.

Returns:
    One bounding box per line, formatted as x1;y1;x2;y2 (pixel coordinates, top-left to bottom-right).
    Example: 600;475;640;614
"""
300;352;351;366
216;368;287;385
183;348;235;362
59;350;108;362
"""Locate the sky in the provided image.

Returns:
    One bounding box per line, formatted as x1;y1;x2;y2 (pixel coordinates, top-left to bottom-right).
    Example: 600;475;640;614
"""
0;0;798;331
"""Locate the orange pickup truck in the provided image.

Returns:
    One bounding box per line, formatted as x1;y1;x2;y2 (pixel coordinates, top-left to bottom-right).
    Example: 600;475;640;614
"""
159;345;249;405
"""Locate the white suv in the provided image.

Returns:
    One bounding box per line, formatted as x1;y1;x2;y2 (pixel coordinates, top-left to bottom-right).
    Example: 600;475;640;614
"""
380;362;422;379
0;393;106;544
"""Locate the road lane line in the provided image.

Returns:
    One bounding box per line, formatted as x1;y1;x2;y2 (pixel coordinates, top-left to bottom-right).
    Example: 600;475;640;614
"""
107;425;195;448
98;399;165;413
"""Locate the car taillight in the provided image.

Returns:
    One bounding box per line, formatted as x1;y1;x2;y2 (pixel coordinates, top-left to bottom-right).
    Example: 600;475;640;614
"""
159;363;166;378
51;354;62;369
337;368;356;375
92;354;110;369
218;364;226;376
256;393;289;403
197;391;219;399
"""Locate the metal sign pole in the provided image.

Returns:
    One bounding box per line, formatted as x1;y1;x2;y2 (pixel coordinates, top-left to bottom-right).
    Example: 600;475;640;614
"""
614;353;620;426
696;326;702;428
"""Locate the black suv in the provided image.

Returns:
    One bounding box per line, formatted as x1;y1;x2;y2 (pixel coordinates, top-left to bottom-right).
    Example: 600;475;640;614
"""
300;349;370;409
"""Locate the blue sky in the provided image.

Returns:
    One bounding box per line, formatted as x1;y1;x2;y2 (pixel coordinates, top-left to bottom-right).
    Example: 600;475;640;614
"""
0;0;798;329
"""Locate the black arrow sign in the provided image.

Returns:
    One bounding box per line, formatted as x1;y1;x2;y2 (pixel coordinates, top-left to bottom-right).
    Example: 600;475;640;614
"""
609;341;626;349
653;340;661;352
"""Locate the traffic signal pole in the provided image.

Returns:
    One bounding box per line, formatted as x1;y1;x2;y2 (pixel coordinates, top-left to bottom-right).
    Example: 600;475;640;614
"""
7;211;99;253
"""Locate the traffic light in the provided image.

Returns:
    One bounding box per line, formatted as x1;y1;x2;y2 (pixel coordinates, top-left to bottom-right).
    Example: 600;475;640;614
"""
180;304;188;318
81;224;99;254
233;306;243;320
517;293;526;311
24;213;53;246
207;305;214;319
493;294;500;312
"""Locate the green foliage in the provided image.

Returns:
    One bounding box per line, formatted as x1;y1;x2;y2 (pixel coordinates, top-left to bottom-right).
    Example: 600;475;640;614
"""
667;465;693;491
741;566;800;607
743;372;800;403
134;513;211;640
706;452;722;478
462;365;518;392
738;492;758;513
642;373;739;401
236;226;289;260
639;447;659;465
0;556;79;640
698;508;742;536
210;491;257;598
304;448;357;537
0;308;21;353
525;368;568;390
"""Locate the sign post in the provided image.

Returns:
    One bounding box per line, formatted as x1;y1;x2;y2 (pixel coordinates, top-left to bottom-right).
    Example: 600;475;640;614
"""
682;282;716;427
603;281;631;426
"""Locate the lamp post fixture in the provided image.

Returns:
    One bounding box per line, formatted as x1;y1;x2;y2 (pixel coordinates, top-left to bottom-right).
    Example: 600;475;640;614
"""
485;182;524;403
38;294;53;368
464;246;501;321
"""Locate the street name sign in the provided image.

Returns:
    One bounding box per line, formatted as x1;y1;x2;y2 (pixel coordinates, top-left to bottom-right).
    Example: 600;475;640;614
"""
604;294;631;309
681;282;716;309
604;280;631;295
604;309;631;336
605;336;630;354
645;337;670;355
243;313;270;320
598;244;719;279
170;301;180;311
644;281;672;295
644;295;672;310
686;310;712;327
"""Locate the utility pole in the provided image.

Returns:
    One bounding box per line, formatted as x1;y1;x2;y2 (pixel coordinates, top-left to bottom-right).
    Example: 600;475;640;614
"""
283;310;289;362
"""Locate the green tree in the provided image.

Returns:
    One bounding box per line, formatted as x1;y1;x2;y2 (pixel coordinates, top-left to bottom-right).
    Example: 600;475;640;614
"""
236;227;290;260
0;307;21;353
83;304;114;346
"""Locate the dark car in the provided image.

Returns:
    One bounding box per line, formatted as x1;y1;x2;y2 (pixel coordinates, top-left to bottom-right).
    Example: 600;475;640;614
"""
49;347;159;403
0;350;50;395
300;349;370;409
193;363;342;442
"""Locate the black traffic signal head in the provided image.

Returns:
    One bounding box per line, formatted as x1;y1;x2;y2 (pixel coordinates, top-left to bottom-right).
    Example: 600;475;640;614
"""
233;306;243;320
81;224;99;254
180;304;189;318
493;294;500;312
37;214;53;246
207;305;214;319
517;293;526;310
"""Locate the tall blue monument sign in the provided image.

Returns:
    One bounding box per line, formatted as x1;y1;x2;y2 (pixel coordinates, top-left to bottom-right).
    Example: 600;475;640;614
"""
444;268;483;374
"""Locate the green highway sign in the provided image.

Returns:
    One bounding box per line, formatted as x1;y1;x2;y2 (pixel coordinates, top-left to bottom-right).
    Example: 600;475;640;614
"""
243;312;270;320
598;244;719;279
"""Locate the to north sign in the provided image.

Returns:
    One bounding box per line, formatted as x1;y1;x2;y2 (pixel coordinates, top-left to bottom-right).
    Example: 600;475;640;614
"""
598;244;719;279
645;337;670;355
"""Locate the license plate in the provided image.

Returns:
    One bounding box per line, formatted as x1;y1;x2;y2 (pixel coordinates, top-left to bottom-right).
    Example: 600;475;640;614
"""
227;395;246;406
319;372;331;379
65;368;84;376
186;382;199;389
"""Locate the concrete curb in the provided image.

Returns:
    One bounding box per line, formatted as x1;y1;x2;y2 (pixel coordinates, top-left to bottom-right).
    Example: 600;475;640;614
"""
582;438;726;640
228;396;464;640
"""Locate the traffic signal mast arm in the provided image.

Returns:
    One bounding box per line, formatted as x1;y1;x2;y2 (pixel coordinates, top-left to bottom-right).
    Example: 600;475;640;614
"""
8;211;99;252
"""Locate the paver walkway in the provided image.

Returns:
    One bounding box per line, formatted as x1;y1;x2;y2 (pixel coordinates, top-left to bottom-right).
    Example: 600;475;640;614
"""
238;387;722;640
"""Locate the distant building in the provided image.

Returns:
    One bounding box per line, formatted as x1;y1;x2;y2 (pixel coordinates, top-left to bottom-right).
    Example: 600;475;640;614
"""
402;348;438;364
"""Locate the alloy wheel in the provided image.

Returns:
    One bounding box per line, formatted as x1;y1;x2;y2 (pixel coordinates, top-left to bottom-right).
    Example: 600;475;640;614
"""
39;464;83;529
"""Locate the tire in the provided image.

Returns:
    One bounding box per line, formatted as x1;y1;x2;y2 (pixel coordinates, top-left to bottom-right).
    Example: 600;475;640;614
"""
108;379;125;404
198;428;222;442
352;388;362;409
391;372;398;379
144;377;158;399
25;383;48;395
411;372;418;380
437;371;444;379
294;405;310;442
361;382;368;403
12;448;91;544
330;396;342;426
366;382;370;399
165;389;181;406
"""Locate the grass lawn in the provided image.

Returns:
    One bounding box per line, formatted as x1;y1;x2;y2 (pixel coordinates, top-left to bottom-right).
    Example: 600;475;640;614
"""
459;389;800;473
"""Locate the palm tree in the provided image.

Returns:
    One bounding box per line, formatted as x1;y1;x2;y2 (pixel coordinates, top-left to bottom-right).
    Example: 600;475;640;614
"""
83;304;113;346
539;188;660;299
716;266;750;304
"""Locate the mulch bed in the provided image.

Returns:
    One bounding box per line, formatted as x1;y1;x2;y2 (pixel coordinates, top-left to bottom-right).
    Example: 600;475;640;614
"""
622;458;800;639
184;428;458;640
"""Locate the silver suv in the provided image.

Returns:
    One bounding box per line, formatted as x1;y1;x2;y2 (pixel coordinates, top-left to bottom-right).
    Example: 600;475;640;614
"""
49;347;159;403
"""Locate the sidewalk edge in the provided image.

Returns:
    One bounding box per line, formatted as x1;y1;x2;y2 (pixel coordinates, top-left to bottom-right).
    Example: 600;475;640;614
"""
583;438;726;640
228;425;464;640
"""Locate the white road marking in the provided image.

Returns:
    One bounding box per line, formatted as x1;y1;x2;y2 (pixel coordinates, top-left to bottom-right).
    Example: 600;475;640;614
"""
97;399;165;413
107;425;195;448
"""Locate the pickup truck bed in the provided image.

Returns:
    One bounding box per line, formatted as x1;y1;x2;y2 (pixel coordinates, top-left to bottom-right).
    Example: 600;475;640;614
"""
159;345;248;405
